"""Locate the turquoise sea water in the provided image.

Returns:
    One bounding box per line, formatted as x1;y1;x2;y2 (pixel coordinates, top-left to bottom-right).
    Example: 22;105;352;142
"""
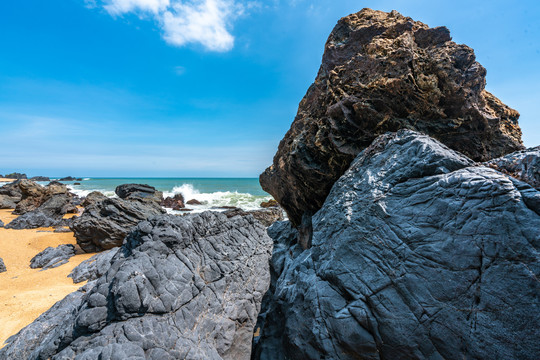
47;178;272;212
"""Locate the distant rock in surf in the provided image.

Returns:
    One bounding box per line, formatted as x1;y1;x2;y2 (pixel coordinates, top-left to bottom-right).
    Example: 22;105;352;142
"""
162;193;185;210
29;176;50;182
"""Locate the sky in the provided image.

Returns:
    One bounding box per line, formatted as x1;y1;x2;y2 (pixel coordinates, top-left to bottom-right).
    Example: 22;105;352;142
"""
0;0;538;177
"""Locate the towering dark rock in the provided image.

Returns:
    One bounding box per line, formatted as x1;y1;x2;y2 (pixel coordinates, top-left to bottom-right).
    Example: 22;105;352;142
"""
254;130;540;360
260;8;524;226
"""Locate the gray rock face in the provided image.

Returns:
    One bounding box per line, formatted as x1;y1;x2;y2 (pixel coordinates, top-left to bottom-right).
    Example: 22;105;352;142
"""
0;257;6;273
69;248;120;283
0;219;4;228
116;183;163;204
30;244;76;270
254;130;540;360
0;181;22;209
1;212;273;360
81;191;107;207
485;146;540;189
5;211;62;229
71;197;166;252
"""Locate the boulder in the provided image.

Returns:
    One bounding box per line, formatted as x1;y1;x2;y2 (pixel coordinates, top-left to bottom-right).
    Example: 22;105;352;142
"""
260;199;278;208
68;248;120;283
254;130;540;359
4;172;27;180
5;211;62;230
115;183;163;204
186;199;202;205
29;176;50;182
0;219;4;228
223;208;284;227
485;146;540;189
70;197;166;252
81;191;107;207
0;257;6;273
260;9;524;226
162;193;185;210
1;212;273;359
0;181;23;209
30;244;76;270
13;180;75;215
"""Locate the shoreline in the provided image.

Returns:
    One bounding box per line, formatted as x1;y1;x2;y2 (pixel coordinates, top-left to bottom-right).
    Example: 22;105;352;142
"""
0;179;16;183
0;209;95;347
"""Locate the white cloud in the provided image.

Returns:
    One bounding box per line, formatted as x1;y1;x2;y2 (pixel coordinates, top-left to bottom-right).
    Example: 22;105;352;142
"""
104;0;170;15
98;0;243;52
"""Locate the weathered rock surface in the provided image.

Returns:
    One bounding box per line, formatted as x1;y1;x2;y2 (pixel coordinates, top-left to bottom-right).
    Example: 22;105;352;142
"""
223;208;284;227
0;257;6;273
5;211;62;229
1;212;273;359
81;191;107;207
0;181;22;209
58;176;82;182
30;244;76;270
116;183;163;204
69;248;120;283
14;180;76;215
254;130;539;359
70;197;166;252
485;146;540;189
162;193;186;210
260;8;524;226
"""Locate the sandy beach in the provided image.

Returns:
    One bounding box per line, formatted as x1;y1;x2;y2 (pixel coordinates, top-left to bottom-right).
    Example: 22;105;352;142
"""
0;179;16;183
0;209;94;347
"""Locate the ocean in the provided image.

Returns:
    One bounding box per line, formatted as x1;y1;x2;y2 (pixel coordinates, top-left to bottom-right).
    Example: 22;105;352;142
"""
43;178;272;214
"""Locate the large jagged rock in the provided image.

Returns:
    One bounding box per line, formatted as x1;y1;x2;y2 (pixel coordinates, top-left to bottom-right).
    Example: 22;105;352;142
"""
68;248;119;283
485;146;540;189
13;180;76;215
81;191;107;207
254;130;539;359
5;181;78;229
260;8;524;226
116;183;163;204
30;244;76;270
71;196;166;252
1;212;273;359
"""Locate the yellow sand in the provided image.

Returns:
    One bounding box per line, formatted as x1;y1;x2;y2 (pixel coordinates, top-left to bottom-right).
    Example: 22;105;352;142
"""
0;209;95;346
0;178;16;183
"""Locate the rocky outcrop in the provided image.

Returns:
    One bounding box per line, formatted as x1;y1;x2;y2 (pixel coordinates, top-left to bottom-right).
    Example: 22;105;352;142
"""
223;208;284;227
29;176;50;181
116;183;163;204
0;181;22;209
58;176;82;181
187;198;202;205
260;8;524;226
14;180;76;215
162;193;186;210
69;248;120;283
4;172;27;180
30;245;76;270
70;197;166;252
260;199;278;208
5;181;78;229
81;191;107;207
254;130;539;359
485;146;540;189
0;257;6;273
1;212;273;359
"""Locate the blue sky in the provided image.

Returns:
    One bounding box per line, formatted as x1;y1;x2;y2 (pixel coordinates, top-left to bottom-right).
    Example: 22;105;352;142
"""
0;0;538;177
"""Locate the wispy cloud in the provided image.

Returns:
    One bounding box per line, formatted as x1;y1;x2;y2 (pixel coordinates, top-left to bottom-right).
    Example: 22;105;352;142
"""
98;0;245;51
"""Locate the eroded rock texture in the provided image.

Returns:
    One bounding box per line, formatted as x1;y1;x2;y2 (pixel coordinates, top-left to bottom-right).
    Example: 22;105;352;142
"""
0;181;22;209
30;244;76;270
69;248;120;283
485;146;540;189
0;257;6;273
1;212;273;359
260;8;524;226
254;130;539;360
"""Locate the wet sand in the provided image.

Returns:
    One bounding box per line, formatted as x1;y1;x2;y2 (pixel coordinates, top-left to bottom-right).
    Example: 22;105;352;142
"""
0;209;94;347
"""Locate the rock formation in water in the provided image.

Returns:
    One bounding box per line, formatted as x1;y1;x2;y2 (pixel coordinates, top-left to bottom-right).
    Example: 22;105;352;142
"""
116;183;164;204
260;8;524;226
162;193;186;210
81;191;107;207
30;244;76;270
1;212;273;360
29;176;50;182
253;130;540;359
